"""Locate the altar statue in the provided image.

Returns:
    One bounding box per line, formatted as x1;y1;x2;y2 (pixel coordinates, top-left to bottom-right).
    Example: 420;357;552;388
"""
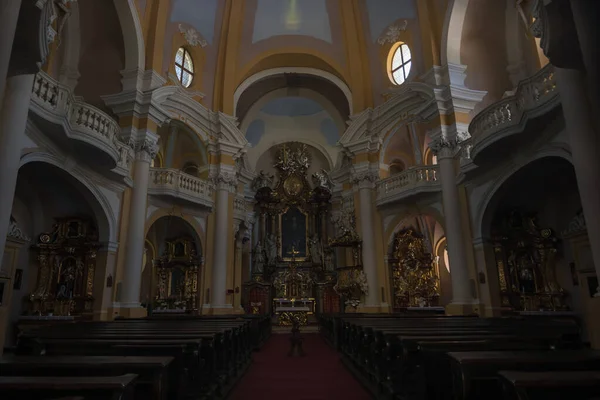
309;234;322;264
253;241;265;273
265;234;278;264
312;169;333;190
324;249;334;271
252;170;274;191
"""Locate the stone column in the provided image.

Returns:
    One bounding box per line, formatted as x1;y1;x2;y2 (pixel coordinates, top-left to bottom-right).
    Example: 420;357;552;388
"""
210;172;236;309
409;122;423;165
0;73;35;266
353;172;380;307
0;0;22;110
430;138;472;306
120;138;158;312
554;67;600;289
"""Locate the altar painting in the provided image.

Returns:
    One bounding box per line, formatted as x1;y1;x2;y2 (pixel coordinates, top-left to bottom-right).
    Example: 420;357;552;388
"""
281;207;307;259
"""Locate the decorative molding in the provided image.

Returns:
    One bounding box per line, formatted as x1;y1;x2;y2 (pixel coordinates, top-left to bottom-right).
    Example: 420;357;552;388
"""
7;221;31;242
178;24;208;48
377;20;408;45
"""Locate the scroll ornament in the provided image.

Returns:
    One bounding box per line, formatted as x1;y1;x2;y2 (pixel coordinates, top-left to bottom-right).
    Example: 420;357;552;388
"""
178;24;208;48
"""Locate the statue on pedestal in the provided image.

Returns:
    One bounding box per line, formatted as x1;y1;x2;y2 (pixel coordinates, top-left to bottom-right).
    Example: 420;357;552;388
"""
253;241;265;273
309;234;322;265
265;233;278;265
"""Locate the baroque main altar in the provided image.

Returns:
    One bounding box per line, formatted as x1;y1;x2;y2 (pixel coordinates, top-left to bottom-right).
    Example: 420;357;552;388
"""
243;143;341;325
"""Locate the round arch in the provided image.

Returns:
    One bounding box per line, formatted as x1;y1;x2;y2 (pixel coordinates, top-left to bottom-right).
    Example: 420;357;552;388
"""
113;0;145;73
240;87;346;135
234;67;353;118
441;0;470;66
19;153;117;243
384;207;446;253
145;208;206;253
474;146;574;240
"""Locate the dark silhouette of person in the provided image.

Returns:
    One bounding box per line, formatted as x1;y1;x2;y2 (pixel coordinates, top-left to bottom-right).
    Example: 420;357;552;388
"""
288;320;305;356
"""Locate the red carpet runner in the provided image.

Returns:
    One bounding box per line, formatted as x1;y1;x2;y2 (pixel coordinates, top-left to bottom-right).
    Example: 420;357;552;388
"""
229;333;372;400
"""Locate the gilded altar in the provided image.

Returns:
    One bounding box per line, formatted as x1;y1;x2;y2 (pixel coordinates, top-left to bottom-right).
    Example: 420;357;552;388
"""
245;142;337;316
28;218;101;317
389;229;440;309
153;237;201;312
492;210;567;311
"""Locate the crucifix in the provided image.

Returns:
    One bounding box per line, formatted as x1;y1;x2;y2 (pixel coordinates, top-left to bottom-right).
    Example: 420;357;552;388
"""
287;245;300;263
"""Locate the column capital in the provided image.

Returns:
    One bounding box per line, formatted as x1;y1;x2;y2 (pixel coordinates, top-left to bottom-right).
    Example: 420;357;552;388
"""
429;136;461;160
130;137;159;162
210;170;238;192
351;170;379;190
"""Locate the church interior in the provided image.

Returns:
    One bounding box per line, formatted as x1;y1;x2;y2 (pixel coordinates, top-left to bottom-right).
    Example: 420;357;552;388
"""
0;0;599;399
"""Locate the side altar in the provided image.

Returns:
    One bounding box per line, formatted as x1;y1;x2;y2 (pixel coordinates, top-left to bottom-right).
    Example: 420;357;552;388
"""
242;143;339;324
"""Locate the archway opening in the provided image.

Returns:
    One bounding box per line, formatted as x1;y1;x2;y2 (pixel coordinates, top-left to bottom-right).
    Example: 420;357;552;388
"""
5;162;111;347
481;156;582;313
143;215;203;312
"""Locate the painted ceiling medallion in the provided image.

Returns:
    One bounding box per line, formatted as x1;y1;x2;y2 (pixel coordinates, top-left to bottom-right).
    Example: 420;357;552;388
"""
377;20;409;45
178;24;208;48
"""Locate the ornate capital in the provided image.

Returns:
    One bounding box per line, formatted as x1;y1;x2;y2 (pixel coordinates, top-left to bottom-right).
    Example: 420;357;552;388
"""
351;171;379;190
132;138;159;162
211;171;238;192
429;137;461;160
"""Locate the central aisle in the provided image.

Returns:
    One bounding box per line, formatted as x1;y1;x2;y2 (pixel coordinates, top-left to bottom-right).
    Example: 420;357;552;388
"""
229;333;372;400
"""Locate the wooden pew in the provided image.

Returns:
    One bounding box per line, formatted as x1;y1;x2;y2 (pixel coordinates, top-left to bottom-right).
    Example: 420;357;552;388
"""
0;356;172;400
498;370;600;400
0;373;138;400
448;350;600;400
327;315;581;400
16;317;256;399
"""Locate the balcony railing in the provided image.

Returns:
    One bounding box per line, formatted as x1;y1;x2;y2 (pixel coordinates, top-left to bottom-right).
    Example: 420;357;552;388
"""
29;71;132;175
468;64;558;158
148;168;214;208
376;165;440;205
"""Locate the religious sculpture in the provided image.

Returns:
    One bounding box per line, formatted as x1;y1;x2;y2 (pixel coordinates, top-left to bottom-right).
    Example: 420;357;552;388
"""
252;170;274;191
253;241;265;273
309;234;323;265
265;233;278;265
312;169;333;190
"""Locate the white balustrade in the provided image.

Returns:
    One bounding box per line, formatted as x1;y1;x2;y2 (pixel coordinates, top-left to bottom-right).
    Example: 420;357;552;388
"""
30;71;131;174
469;65;558;147
376;165;440;205
148;168;214;208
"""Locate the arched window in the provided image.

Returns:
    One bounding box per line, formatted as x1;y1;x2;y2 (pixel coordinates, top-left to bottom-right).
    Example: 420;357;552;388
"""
388;43;412;85
389;159;406;175
182;162;199;177
175;47;194;88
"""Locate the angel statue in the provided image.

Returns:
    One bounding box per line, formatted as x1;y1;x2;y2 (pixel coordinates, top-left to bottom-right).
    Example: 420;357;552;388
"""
252;170;274;191
265;233;278;265
312;169;333;190
253;241;265;273
309;234;323;264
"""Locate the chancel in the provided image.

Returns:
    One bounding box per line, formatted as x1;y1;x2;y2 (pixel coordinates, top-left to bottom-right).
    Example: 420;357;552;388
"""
0;1;599;399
